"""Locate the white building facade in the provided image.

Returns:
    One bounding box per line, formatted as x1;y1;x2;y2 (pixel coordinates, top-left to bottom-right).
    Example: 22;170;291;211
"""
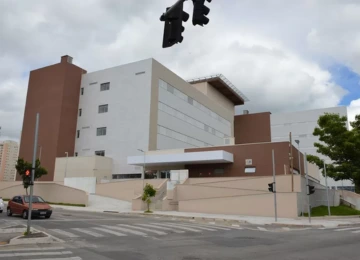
74;59;246;178
270;106;354;190
0;140;19;181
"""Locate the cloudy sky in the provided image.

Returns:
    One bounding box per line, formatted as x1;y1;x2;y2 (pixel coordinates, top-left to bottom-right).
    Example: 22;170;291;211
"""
1;0;360;141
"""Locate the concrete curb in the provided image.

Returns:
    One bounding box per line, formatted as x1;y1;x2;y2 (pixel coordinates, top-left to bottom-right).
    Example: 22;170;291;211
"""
9;233;61;246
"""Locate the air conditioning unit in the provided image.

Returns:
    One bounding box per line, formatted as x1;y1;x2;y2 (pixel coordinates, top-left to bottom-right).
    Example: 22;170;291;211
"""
223;137;235;145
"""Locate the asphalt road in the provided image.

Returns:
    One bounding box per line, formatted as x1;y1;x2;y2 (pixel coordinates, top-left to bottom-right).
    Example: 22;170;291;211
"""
0;209;359;260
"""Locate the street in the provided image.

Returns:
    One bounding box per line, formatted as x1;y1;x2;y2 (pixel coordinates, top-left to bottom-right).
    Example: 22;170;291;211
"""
0;209;359;259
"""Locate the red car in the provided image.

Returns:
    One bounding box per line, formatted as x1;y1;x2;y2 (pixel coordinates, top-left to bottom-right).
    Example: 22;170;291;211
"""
7;195;52;219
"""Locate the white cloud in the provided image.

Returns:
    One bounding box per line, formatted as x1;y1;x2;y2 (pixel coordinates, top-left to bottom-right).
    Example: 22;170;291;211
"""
348;99;360;123
0;0;359;141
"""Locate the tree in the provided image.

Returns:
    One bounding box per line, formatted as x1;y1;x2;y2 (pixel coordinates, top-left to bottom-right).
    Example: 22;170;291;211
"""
15;158;48;195
141;183;157;213
306;113;360;192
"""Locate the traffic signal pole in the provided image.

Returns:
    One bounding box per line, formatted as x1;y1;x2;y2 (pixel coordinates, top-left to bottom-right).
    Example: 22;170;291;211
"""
272;149;278;222
27;113;39;234
304;153;311;223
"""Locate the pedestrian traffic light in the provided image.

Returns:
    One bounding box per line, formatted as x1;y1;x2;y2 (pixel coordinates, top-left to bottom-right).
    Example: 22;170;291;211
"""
25;169;30;177
308;185;315;195
268;182;275;193
192;0;211;26
160;1;190;48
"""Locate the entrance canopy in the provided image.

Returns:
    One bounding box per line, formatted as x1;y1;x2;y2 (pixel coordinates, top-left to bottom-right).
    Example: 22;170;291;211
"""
127;150;233;167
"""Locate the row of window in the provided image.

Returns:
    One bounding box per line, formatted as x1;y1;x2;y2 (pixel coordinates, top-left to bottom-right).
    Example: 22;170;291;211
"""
76;127;107;138
74;150;105;158
80;82;110;95
79;104;108;117
158;101;228;139
158;125;212;148
159;79;231;127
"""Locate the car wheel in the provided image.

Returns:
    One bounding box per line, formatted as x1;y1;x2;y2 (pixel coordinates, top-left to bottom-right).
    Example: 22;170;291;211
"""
0;210;3;213
7;208;12;216
22;210;28;219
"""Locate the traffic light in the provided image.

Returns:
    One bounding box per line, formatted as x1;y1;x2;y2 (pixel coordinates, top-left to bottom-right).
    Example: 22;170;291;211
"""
25;169;30;177
268;182;275;193
307;185;315;195
160;1;190;48
192;0;211;26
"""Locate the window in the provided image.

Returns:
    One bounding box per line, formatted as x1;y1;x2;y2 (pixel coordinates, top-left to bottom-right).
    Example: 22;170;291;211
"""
214;168;225;175
79;109;82;117
98;104;108;113
95;150;105;156
245;167;256;173
167;84;174;93
81;88;84;95
75;152;78;157
100;82;110;91
77;130;80;138
97;127;107;136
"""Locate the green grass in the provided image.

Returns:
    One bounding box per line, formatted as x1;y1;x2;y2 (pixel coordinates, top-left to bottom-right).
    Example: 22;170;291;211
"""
304;205;360;217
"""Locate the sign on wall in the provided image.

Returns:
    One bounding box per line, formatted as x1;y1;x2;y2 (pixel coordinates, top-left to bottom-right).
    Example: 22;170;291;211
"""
245;159;252;165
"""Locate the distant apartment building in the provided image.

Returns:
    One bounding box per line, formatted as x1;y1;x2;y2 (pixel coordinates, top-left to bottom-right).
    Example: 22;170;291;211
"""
0;140;19;181
19;56;247;180
270;106;354;190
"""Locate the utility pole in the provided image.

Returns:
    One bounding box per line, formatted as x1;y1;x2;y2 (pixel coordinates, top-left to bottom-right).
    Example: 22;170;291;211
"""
272;149;278;222
64;152;68;179
304;153;311;223
137;149;146;189
27;113;39;234
324;161;331;216
295;140;301;175
289;132;294;191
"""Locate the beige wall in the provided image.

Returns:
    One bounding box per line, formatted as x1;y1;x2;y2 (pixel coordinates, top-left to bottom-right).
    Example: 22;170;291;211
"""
0;182;88;205
179;193;298;218
96;179;165;202
192;82;235;113
150;59;236;149
307;162;321;181
54;156;112;182
0;141;19;181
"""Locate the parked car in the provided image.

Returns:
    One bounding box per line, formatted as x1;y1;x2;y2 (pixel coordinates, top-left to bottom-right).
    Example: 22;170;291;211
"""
7;195;52;219
0;197;4;213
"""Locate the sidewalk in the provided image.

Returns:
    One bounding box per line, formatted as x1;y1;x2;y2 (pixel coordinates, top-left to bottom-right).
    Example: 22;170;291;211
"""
48;202;360;228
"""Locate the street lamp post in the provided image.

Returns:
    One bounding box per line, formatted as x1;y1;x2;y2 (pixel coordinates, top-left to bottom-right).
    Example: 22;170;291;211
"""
137;149;146;189
64;152;68;179
323;161;331;216
295;140;301;175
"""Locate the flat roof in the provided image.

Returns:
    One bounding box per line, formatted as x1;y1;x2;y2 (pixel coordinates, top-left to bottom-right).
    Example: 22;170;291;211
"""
127;150;234;166
187;74;249;106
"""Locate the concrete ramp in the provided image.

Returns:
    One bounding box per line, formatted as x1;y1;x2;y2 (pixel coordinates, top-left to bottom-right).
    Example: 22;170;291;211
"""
88;194;131;212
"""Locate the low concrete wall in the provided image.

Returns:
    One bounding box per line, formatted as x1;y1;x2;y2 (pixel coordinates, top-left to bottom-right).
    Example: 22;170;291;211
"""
96;179;165;202
0;183;88;205
64;177;96;194
179;192;298;218
132;180;168;211
341;190;360;210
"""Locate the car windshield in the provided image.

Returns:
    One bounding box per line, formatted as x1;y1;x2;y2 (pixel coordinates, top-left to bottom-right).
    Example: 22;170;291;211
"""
23;196;46;203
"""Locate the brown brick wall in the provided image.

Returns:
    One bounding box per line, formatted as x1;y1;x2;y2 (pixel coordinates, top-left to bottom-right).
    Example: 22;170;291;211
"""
234;112;271;144
185;142;303;178
18;56;86;181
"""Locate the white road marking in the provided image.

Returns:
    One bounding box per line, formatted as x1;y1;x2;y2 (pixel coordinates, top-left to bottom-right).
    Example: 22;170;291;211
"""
101;225;147;236
151;223;202;232
192;223;233;230
71;228;104;237
335;227;360;231
51;229;79;238
167;223;218;231
92;227;127;236
257;227;268;231
0;251;73;258
117;224;167;235
137;224;185;233
0;247;65;252
26;257;82;260
351;230;360;233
